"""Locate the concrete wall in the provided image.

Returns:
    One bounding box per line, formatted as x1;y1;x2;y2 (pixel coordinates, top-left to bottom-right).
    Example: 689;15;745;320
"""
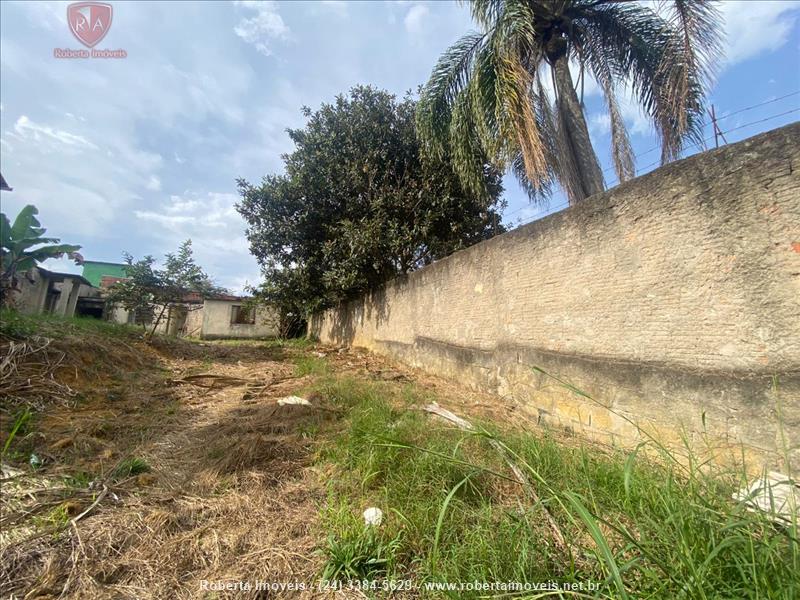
13;269;50;314
200;300;278;340
12;270;94;317
311;124;800;471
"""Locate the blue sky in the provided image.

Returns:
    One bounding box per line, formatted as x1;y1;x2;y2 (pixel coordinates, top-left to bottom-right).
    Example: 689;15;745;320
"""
1;0;799;292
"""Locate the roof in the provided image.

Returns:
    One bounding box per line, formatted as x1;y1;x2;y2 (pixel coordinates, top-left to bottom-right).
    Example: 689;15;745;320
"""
204;295;251;303
0;172;11;191
82;260;128;267
37;267;92;287
182;292;240;304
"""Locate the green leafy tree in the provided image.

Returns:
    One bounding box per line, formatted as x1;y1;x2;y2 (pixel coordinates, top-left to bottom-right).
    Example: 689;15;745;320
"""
237;85;505;320
417;0;723;204
107;240;223;340
0;205;82;306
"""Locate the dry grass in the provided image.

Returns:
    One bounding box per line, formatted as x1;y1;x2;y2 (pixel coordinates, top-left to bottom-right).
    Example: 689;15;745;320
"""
6;318;792;598
0;336;77;412
0;320;343;599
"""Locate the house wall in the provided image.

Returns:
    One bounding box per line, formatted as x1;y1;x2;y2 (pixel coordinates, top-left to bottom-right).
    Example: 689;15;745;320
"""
310;124;800;471
183;306;204;338
53;279;82;316
107;305;132;326
13;269;49;314
81;262;128;287
12;271;94;317
200;300;278;339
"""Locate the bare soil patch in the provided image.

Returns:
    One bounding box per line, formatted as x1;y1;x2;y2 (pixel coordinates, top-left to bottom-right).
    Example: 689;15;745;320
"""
1;335;345;598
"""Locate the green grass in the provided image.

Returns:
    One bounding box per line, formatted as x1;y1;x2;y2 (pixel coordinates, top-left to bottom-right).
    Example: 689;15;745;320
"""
111;456;151;480
0;309;140;340
294;354;331;377
208;336;316;349
32;504;71;530
311;376;799;599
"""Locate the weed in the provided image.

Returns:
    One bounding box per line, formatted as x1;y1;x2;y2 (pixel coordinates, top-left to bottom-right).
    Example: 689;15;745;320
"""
294;355;330;377
1;407;33;460
0;309;138;341
64;471;94;489
111;456;151;480
315;375;800;598
32;504;70;530
320;499;403;580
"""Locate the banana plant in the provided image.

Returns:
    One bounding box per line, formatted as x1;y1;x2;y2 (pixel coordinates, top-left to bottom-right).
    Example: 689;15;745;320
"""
0;204;82;305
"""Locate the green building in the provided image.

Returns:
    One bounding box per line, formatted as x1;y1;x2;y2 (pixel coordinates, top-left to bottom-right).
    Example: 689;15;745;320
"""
81;261;128;287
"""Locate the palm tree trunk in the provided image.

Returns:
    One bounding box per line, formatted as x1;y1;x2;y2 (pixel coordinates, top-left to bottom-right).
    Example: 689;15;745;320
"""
552;55;605;201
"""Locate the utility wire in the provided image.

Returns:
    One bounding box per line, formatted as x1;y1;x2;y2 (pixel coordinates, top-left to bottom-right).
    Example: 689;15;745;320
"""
601;90;800;175
513;106;799;229
607;107;800;187
502;92;800;225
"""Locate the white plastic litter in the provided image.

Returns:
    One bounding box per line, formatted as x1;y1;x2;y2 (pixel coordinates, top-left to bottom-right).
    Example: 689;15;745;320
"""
733;471;798;525
363;507;383;527
277;396;311;406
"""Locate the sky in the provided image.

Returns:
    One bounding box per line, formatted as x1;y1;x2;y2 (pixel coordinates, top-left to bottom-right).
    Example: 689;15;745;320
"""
1;0;799;293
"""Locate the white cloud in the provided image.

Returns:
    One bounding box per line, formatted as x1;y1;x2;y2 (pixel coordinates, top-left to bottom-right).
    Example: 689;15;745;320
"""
617;90;652;136
404;4;429;35
12;115;97;150
146;175;162;191
134;192;259;292
718;1;800;66
2;110;163;239
589;113;611;136
233;0;290;56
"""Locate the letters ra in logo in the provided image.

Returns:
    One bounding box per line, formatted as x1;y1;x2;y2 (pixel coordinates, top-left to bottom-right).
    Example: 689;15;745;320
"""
67;2;113;48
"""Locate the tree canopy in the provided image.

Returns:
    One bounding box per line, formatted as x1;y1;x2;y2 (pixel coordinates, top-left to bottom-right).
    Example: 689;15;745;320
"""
237;85;505;318
107;240;222;339
417;0;723;205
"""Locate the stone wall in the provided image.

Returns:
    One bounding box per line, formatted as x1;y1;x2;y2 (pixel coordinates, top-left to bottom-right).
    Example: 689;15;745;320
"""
311;124;800;470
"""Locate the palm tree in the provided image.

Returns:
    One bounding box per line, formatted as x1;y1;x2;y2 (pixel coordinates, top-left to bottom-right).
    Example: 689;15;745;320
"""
417;0;723;205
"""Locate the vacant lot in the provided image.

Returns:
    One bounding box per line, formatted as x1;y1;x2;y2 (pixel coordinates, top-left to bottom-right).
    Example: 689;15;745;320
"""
1;313;797;598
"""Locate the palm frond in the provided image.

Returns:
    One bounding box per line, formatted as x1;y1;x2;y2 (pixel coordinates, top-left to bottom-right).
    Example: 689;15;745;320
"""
658;0;724;155
662;0;724;88
465;0;506;31
604;82;635;183
468;43;503;159
417;31;488;158
497;55;548;182
574;1;709;164
519;73;560;202
486;0;548;185
449;91;495;201
588;51;635;183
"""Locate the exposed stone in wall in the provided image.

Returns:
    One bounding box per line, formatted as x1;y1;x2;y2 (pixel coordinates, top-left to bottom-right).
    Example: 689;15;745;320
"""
311;123;800;471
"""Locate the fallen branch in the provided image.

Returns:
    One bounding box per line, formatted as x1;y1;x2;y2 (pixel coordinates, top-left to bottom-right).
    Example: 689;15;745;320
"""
71;485;108;525
422;402;568;553
244;375;305;401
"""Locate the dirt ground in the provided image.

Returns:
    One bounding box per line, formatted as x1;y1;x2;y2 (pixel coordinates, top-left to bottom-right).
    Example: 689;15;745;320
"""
1;335;521;599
